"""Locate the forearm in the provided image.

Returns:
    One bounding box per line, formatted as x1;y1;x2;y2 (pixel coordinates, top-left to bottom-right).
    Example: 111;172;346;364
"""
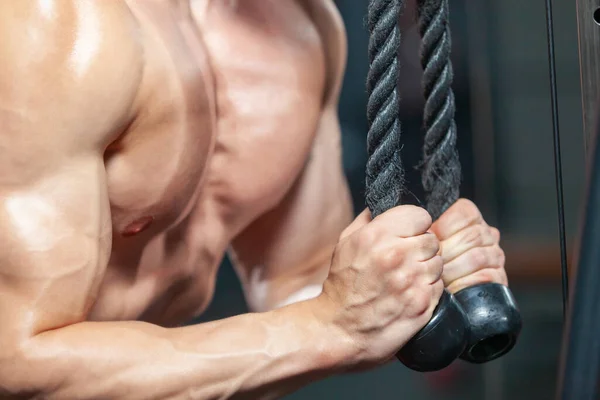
5;300;350;400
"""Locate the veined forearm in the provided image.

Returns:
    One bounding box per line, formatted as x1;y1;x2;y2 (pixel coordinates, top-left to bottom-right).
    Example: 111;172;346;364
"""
4;301;349;400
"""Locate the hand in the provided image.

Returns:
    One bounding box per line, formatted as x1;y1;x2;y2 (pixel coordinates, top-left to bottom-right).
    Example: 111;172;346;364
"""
430;199;508;294
312;206;444;369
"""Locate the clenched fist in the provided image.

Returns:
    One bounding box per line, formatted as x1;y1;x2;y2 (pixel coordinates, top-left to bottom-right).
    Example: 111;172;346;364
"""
431;199;507;294
313;205;444;369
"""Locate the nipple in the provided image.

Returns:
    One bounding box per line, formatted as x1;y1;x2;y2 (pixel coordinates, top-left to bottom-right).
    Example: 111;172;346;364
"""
122;216;154;237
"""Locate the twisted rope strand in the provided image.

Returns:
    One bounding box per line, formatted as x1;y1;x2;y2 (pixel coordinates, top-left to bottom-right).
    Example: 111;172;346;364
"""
366;0;404;218
417;0;461;220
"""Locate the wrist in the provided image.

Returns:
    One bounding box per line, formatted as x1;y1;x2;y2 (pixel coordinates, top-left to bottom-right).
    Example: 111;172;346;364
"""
300;294;360;373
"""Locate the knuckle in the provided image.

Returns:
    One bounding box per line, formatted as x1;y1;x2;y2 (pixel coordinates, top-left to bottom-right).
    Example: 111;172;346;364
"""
400;205;432;225
433;236;442;253
464;225;485;247
469;247;489;268
415;234;439;258
456;198;478;214
431;255;444;278
391;270;413;292
490;226;501;242
376;246;404;270
420;254;443;279
495;246;506;268
411;290;431;316
456;199;482;224
416;208;433;229
393;206;432;233
426;234;441;254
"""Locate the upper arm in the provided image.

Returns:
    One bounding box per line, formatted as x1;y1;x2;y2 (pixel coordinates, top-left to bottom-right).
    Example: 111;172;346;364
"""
230;1;352;312
0;0;142;354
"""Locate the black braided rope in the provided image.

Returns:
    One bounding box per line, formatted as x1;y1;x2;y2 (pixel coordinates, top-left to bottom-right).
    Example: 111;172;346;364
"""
365;0;404;218
417;0;461;220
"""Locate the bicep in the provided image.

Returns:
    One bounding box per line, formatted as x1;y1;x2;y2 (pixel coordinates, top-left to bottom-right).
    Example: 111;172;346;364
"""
0;0;141;345
231;2;350;311
231;109;353;311
0;158;112;337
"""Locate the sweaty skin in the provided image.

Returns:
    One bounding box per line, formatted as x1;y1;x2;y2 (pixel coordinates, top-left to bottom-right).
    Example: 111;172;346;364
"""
0;1;507;399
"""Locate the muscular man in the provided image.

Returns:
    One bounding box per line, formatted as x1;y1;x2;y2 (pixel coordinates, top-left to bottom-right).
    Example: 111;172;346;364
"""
0;1;507;398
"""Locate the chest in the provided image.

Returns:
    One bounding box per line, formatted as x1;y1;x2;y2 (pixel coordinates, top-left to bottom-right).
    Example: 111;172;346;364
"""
197;1;327;224
107;1;326;239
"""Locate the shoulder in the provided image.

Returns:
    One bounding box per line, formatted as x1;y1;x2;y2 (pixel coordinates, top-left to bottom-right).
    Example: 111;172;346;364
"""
0;1;144;85
0;1;144;149
303;0;347;108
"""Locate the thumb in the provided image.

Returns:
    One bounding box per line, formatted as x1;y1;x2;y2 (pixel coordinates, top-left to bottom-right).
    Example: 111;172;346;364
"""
340;208;372;240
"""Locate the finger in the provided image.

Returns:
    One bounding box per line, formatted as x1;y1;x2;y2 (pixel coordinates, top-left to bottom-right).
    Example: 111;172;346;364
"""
402;233;440;262
388;254;442;292
490;226;501;242
431;279;445;304
430;199;483;240
369;236;435;273
440;224;498;263
442;245;505;286
424;279;445;319
371;205;433;238
407;280;444;331
447;268;508;294
419;254;444;285
340;208;372;240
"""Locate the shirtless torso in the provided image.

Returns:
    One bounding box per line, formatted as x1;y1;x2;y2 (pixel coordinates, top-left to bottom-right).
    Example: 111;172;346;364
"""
0;1;355;396
1;0;350;329
99;0;348;325
0;1;505;398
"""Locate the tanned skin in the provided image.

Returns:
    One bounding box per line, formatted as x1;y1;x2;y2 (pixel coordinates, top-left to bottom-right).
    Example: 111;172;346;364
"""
0;1;507;399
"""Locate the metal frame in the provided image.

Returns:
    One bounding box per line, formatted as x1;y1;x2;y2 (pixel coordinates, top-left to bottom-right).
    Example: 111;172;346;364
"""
556;90;600;400
576;0;600;156
556;1;600;398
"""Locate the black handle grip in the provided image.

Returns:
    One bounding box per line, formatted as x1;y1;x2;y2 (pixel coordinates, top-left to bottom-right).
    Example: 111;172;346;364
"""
455;282;522;363
396;289;469;372
396;284;522;371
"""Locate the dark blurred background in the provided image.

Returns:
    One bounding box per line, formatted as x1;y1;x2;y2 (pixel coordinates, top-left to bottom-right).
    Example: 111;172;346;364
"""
193;1;585;399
